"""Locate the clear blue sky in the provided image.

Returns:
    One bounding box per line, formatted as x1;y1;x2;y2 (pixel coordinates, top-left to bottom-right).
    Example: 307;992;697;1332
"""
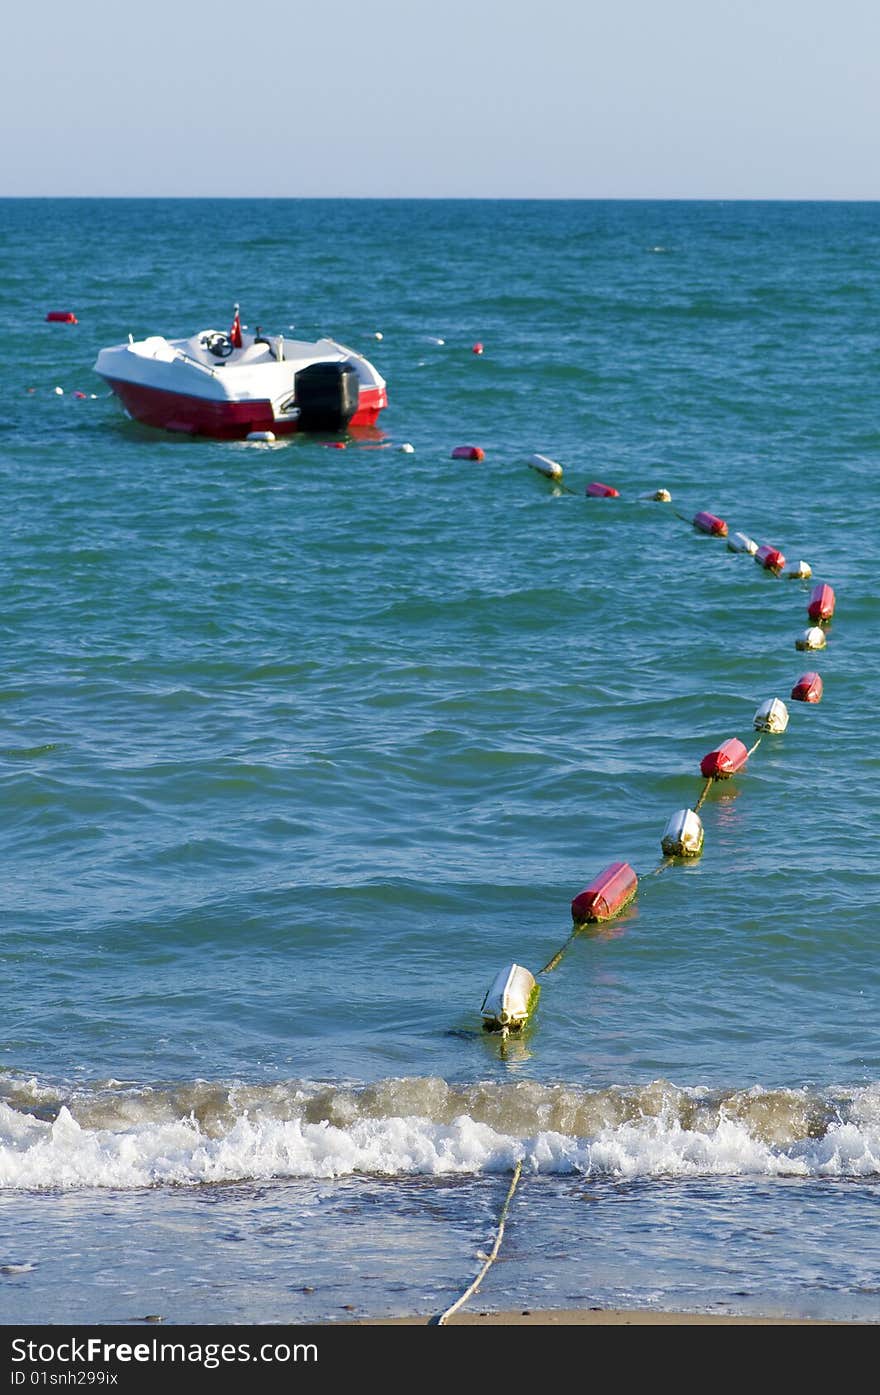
4;0;879;198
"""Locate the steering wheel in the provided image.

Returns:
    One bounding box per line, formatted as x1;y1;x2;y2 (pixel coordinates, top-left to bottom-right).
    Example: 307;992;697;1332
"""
201;332;235;359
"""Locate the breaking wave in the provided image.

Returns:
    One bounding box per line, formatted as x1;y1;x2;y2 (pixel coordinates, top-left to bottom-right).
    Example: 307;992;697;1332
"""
2;1074;879;1190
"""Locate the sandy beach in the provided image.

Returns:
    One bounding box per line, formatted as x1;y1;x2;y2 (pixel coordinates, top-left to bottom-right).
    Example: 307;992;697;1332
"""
352;1307;859;1326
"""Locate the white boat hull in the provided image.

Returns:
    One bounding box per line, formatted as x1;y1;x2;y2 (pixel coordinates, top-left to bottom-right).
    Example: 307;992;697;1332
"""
94;327;387;439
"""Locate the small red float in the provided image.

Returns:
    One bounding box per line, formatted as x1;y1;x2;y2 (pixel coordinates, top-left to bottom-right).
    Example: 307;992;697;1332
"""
693;511;728;537
807;583;835;622
755;544;785;571
586;481;619;498
472;342;484;355
700;737;749;779
791;671;823;703
571;862;638;925
45;311;78;324
451;445;485;461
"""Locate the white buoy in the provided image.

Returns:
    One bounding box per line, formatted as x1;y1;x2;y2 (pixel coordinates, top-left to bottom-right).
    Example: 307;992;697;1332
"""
640;488;672;502
53;386;64;395
728;531;758;555
373;331;383;340
796;626;826;651
399;442;415;454
480;963;540;1031
426;336;445;345
788;560;813;579
246;431;276;442
528;453;563;481
754;697;789;733
661;808;704;857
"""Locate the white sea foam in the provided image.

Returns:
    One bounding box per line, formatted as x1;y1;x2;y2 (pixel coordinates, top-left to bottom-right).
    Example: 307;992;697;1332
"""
1;1076;879;1190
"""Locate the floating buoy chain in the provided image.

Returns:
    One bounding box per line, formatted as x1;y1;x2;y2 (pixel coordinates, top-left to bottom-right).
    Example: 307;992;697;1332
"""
433;1160;524;1326
484;717;776;1003
452;469;835;1322
494;699;791;998
528;459;813;581
477;475;835;1044
482;684;818;1025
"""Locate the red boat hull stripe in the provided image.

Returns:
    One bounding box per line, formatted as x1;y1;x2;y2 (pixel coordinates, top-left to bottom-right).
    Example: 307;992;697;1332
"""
103;377;386;439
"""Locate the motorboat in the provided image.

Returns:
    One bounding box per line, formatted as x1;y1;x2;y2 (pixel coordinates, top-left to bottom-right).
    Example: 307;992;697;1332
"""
94;305;387;439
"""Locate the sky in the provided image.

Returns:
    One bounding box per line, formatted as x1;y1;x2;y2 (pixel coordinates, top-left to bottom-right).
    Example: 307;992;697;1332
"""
3;0;880;198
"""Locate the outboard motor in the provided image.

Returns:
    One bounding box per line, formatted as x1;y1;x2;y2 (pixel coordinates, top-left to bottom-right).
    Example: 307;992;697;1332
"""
294;361;360;430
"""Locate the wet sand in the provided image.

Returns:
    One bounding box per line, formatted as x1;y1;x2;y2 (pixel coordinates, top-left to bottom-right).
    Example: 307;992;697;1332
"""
350;1307;860;1325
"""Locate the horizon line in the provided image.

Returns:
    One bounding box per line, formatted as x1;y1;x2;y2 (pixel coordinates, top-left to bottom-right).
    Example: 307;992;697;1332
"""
2;193;880;203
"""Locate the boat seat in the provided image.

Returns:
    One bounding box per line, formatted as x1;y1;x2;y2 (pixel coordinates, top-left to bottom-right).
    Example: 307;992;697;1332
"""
236;341;283;365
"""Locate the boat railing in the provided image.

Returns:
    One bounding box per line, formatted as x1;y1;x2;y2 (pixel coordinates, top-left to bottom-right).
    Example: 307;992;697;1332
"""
171;347;218;377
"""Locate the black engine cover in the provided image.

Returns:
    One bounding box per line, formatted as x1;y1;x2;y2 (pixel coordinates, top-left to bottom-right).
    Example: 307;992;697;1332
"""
295;361;360;430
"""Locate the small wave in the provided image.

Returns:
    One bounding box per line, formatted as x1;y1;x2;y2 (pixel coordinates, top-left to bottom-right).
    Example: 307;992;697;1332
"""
2;1074;878;1190
0;744;60;759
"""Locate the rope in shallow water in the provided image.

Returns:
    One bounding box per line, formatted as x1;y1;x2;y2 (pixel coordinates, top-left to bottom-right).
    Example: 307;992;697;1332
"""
480;475;828;1036
432;1160;524;1326
539;932;576;976
694;776;714;814
448;477;833;1316
536;732;765;977
536;853;670;977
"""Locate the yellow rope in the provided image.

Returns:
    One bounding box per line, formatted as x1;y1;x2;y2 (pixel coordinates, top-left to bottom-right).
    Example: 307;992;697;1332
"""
433;1160;524;1326
694;776;713;812
746;734;763;759
539;932;576;976
648;854;675;877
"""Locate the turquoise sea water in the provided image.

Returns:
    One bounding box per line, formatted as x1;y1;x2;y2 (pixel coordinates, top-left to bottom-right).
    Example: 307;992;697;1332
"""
1;199;878;1324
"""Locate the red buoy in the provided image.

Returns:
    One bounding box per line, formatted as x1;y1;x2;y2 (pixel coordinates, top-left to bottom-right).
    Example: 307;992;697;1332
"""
700;737;749;779
472;342;484;355
571;861;638;925
755;544;785;571
693;511;728;537
451;445;485;461
586;481;620;498
807;583;835;622
791;671;823;703
45;311;78;324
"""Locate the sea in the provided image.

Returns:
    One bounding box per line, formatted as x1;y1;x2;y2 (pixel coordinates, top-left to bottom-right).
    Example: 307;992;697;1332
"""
0;198;878;1327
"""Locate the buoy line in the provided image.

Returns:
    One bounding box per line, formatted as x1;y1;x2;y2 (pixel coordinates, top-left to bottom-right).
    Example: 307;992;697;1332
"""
693;777;714;815
521;453;818;583
539;932;576;976
475;458;837;1035
535;727;767;977
411;452;838;1326
432;1160;524;1326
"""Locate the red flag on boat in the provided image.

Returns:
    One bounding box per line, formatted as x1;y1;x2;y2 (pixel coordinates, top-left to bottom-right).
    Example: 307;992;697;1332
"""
230;303;243;348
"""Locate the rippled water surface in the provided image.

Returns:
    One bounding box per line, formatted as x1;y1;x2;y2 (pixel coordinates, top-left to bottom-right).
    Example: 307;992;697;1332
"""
1;199;878;1323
